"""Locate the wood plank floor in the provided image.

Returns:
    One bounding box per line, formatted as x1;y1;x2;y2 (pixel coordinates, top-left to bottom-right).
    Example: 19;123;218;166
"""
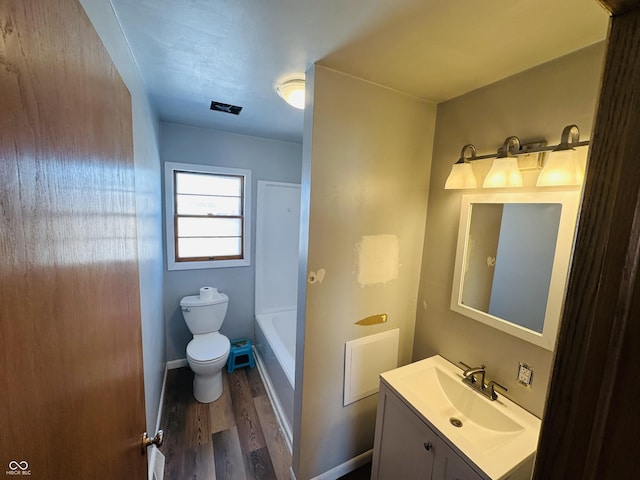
160;366;372;480
160;366;291;480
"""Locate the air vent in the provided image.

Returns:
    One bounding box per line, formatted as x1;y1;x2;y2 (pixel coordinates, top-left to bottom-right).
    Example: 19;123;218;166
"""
210;101;242;115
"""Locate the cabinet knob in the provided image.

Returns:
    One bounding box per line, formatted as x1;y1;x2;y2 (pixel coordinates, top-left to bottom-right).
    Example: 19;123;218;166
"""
423;441;433;451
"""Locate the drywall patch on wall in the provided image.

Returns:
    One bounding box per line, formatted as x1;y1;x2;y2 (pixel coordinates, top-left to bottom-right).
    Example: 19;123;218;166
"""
356;235;399;286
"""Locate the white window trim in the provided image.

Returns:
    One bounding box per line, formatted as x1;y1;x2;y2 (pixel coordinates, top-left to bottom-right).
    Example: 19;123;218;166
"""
164;161;252;271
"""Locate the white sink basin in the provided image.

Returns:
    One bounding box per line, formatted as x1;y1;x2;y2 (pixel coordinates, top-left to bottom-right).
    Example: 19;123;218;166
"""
380;355;541;479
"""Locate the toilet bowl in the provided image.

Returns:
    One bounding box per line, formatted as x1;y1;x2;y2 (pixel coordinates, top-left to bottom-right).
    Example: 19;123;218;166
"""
186;332;230;403
180;287;231;403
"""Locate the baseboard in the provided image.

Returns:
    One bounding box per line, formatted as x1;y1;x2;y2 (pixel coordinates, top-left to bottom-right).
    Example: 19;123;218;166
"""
166;358;188;369
309;449;373;480
156;363;169;433
149;446;165;480
148;362;169;480
253;346;293;453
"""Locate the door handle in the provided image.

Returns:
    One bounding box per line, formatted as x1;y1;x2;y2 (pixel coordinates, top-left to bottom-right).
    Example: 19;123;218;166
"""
423;441;433;451
141;430;164;453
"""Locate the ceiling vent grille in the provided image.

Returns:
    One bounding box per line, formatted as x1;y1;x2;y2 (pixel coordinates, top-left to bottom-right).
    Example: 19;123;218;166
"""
210;101;242;115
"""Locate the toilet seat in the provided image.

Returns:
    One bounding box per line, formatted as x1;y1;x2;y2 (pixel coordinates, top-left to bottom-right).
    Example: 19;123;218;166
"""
187;333;230;363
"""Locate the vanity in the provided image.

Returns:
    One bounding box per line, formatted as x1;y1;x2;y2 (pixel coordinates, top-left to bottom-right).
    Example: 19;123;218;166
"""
371;356;541;480
370;191;579;478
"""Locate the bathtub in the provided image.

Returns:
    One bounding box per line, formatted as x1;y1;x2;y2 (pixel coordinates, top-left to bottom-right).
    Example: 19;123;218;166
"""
254;309;296;444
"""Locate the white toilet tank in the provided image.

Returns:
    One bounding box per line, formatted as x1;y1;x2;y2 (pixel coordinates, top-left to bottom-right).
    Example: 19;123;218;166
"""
180;288;229;335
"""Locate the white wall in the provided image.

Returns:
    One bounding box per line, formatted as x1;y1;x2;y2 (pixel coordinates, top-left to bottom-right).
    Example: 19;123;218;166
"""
413;42;606;418
160;123;302;361
294;65;437;479
80;0;165;437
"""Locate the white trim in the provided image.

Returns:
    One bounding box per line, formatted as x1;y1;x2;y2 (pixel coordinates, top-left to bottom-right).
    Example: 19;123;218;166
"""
253;346;293;453
148;362;169;480
164;161;252;271
148;447;157;480
155;365;169;433
308;450;373;480
167;358;189;370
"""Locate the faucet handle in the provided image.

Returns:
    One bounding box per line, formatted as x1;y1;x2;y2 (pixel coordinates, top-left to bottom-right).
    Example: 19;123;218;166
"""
487;381;508;400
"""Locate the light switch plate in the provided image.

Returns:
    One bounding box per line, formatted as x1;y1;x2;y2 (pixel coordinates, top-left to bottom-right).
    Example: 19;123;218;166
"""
517;362;533;388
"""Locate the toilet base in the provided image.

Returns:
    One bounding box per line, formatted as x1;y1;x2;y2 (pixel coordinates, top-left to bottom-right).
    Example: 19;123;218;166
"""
192;370;224;403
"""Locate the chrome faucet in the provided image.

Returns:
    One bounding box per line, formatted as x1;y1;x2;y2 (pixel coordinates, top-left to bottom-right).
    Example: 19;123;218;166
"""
459;362;486;386
459;361;508;401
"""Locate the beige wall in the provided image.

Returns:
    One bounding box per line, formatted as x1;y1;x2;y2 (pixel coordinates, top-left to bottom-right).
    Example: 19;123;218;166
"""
413;42;606;418
294;65;437;479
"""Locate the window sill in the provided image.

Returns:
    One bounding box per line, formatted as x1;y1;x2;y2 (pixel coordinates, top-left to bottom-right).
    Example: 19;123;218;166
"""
167;257;251;271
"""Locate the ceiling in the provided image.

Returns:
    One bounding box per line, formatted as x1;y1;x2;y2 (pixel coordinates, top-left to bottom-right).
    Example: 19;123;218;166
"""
110;0;609;144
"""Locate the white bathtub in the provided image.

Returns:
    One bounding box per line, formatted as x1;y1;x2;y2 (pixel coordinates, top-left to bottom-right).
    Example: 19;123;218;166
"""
254;309;296;442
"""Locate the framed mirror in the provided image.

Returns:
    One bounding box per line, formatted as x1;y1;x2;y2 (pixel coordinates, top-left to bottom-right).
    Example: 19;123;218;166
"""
451;192;580;350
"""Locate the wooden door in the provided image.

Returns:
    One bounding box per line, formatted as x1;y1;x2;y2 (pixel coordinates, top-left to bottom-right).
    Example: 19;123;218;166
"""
533;1;640;478
0;0;147;478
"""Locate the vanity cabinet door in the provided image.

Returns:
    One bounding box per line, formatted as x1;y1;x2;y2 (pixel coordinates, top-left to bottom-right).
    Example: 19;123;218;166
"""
433;438;485;480
372;384;437;479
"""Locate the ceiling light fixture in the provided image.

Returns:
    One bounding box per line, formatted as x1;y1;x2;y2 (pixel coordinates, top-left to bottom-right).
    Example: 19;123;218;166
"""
444;124;589;190
276;78;305;109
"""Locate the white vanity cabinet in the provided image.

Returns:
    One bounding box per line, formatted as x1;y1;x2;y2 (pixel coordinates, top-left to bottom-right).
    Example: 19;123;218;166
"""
372;382;486;480
371;356;540;480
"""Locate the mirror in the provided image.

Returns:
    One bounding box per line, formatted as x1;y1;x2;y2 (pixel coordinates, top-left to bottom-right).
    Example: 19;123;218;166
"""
451;192;580;350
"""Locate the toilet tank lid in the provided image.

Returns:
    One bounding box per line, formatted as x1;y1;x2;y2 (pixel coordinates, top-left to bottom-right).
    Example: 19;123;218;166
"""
180;292;228;307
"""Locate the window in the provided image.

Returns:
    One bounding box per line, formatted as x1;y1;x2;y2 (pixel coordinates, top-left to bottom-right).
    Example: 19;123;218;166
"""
165;162;251;270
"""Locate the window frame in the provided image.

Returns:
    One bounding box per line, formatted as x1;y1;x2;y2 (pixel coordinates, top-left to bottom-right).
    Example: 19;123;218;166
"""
164;161;251;270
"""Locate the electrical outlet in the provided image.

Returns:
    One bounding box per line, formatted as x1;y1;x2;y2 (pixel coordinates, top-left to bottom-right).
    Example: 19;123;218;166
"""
517;362;533;388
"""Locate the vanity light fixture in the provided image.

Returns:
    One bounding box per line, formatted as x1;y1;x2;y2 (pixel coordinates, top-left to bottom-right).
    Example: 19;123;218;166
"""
276;78;305;109
536;125;584;187
444;144;478;189
483;136;524;188
444;124;589;190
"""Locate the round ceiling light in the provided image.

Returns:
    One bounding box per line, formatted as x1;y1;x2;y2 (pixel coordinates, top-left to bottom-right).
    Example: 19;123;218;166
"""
276;79;305;109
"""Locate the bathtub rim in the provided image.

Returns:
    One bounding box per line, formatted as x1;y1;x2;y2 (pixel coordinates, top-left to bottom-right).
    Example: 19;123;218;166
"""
255;309;296;388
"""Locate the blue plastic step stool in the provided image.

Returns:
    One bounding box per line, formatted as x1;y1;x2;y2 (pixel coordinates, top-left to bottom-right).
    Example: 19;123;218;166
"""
227;338;255;373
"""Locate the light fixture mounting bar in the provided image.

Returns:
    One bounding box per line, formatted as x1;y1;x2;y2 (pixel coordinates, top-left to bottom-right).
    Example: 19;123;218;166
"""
463;140;589;162
465;140;589;162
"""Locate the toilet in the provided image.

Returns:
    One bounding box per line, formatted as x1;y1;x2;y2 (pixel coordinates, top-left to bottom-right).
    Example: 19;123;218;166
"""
180;287;231;403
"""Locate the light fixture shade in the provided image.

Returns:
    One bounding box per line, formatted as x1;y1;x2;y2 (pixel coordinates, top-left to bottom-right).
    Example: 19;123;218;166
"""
276;79;305;109
445;163;477;189
536;149;583;187
483;157;523;188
